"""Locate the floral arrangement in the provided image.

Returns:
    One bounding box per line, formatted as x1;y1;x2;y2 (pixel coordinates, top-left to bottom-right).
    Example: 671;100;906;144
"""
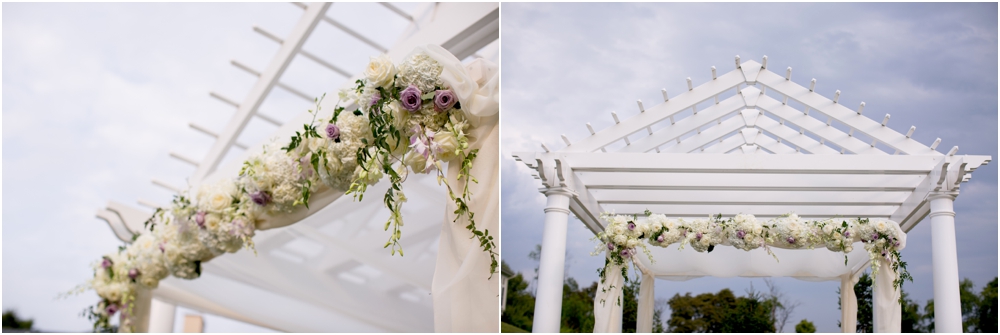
593;211;911;302
73;50;497;332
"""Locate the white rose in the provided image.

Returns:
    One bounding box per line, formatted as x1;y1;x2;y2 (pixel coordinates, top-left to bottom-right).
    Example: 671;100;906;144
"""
823;224;834;235
876;221;887;233
433;130;460;161
364;54;396;88
626;238;638;248
613;235;627;245
651;221;663;232
404;151;430;174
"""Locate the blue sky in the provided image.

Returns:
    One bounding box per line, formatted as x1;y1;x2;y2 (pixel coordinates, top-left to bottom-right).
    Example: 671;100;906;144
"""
500;2;998;332
2;2;419;332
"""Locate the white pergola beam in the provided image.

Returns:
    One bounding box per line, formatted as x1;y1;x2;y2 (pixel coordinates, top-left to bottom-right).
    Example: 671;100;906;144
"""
563;69;745;153
754;132;799;154
579;173;924;191
191;2;331;184
755;116;839;154
660;116;745;153
701;134;746;154
758;94;885;155
592;190;910;205
621;95;745;153
522;153;945;174
758;69;939;155
607;204;896;218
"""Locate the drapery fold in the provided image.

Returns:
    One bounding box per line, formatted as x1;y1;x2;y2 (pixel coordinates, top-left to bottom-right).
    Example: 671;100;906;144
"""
841;274;859;333
419;44;500;333
594;254;625;333
635;260;655;333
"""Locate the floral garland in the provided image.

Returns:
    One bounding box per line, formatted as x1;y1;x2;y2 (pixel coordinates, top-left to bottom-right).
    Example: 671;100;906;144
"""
593;211;912;303
72;51;498;332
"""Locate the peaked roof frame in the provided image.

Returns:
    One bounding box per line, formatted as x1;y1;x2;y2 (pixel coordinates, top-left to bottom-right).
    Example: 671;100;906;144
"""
513;56;990;279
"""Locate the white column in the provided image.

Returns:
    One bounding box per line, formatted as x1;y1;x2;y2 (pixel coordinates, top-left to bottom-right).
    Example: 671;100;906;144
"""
928;194;963;333
841;274;858;333
148;298;176;333
531;188;574;333
636;271;655;333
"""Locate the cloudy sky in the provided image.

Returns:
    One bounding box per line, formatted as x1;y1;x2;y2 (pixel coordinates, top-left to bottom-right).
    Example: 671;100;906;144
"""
2;2;419;332
500;2;997;332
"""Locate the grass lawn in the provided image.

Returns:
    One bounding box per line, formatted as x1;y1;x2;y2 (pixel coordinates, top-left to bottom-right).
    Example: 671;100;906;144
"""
501;322;529;333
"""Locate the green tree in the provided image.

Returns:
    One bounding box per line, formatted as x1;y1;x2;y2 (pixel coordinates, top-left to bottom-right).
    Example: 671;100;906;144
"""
838;272;874;332
2;310;33;331
795;319;816;333
666;287;775;333
501;270;535;331
722;289;776;332
975;277;997;333
560;278;596;332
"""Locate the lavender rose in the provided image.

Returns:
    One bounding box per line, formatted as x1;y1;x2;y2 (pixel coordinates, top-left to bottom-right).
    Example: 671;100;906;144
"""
370;91;381;107
101;257;112;269
400;84;422;112
696;232;703;241
656;234;665;243
326;123;340;142
106;303;120;316
250;191;271;206
786;237;796;245
128;268;140;280
627;222;636;231
736;230;746;239
195;211;206;229
607;242;615;251
620;249;631;258
433;89;457;112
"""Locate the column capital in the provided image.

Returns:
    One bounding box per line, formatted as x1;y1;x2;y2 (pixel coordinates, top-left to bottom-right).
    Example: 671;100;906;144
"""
927;192;957;201
540;186;577;198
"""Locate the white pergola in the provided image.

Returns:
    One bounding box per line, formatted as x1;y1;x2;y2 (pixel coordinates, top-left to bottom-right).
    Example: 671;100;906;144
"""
513;57;990;333
96;2;498;332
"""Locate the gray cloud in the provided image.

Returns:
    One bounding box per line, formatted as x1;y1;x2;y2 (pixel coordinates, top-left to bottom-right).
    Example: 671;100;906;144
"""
501;3;997;332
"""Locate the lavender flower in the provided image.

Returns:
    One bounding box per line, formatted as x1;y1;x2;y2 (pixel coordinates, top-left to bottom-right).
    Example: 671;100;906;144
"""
736;230;746;239
620;249;631;258
326;123;340;142
627;221;636;231
844;231;851;238
250;191;271;206
100;257;112;269
433;89;457;112
696;232;703;241
105;303;120;316
370;91;381;107
607;242;615;251
195;211;206;229
400;84;422;112
128;268;140;280
159;242;166;253
657;235;665;243
872;233;879;241
786;237;796;245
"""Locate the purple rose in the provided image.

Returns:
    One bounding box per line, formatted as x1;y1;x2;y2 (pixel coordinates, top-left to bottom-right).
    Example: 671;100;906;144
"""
250;191;271;206
195;211;206;229
657;235;665;243
627;222;636;231
737;230;746;239
370;91;381;107
105;303;120;316
326;123;340;142
786;237;796;244
696;232;703;241
101;257;113;269
844;231;851;238
159;242;165;253
400;84;422;112
681;229;688;237
433;89;457;112
872;233;879;240
620;249;631;258
128;268;140;280
607;242;615;251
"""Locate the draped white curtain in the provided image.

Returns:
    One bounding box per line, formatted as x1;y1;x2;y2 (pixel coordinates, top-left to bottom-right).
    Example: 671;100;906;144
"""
873;261;902;333
635;260;655;333
420;45;500;333
593;254;625;333
840;274;858;333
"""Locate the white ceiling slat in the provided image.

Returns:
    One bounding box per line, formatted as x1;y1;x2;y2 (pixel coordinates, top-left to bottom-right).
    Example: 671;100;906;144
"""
755;116;839;154
621;95;745;153
592;189;909;205
701;134;746;154
757;69;939;156
578;172;925;190
757;93;885;155
754;132;798;155
660;116;745;153
541;152;944;174
564;68;746;152
607;203;896;218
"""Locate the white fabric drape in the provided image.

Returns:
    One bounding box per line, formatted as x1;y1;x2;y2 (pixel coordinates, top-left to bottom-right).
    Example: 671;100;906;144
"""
120;286;152;333
417;45;500;333
594;255;625;333
635;260;655;333
873;260;902;333
841;274;858;333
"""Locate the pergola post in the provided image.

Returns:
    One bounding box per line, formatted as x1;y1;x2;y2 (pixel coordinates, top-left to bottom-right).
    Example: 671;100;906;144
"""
532;187;575;333
841;274;858;333
928;193;963;333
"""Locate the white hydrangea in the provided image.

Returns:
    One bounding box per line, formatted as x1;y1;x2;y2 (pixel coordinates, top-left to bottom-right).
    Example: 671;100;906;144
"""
395;52;444;93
